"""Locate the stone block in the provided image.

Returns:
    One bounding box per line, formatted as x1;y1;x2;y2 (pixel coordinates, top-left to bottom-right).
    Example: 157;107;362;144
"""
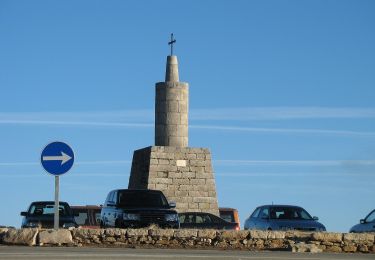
174;229;198;238
127;229;149;237
190;179;206;185
292;242;323;253
198;229;217;239
249;230;268;239
149;228;175;238
39;229;73;245
3;228;38;246
343;233;374;243
312;232;342;243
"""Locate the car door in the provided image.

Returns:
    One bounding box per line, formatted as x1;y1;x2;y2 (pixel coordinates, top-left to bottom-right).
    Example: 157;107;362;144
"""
363;210;375;232
256;207;270;230
180;213;196;229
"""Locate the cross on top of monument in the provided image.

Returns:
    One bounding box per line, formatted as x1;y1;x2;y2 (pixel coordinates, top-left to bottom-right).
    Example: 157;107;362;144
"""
168;33;176;56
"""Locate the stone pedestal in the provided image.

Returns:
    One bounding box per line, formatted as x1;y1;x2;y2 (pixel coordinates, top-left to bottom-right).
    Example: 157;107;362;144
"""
128;146;219;215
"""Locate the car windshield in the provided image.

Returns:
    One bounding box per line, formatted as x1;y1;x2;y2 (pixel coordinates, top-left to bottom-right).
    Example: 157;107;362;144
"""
270;207;312;220
365;210;375;223
29;202;71;216
117;191;169;208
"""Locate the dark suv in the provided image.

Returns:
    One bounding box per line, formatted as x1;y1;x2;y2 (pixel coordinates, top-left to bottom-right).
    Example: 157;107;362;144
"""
100;189;179;229
21;201;77;229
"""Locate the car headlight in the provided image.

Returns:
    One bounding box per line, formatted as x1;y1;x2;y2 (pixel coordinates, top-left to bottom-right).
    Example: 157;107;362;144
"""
165;213;178;222
25;222;40;228
123;213;140;221
63;222;76;228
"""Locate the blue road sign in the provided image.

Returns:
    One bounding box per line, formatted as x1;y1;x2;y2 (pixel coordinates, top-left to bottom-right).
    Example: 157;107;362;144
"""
41;141;74;176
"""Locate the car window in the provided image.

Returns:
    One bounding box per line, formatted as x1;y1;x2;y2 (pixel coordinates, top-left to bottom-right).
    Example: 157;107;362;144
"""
251;208;261;218
117;191;169;208
29;203;70;216
259;208;269;219
269;207;312;220
210;214;224;224
220;212;234;222
74;210;89;225
179;214;194;224
365;210;375;223
196;214;212;224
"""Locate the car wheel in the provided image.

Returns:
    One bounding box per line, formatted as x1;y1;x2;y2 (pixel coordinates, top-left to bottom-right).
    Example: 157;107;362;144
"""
267;228;272;231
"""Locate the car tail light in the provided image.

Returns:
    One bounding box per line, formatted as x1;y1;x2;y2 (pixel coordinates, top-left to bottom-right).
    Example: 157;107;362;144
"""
235;224;240;231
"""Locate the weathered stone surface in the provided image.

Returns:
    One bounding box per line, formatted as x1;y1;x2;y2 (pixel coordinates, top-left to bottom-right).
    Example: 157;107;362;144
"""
197;229;217;239
174;229;198;238
249;230;268;239
292;242;323;253
105;228;126;237
128;146;219;216
268;231;285;239
343;233;375;243
149;229;175;237
127;229;148;237
325;245;342;253
71;228;104;240
3;228;38;246
285;231;312;240
343;245;357;252
39;229;73;245
312;232;342;243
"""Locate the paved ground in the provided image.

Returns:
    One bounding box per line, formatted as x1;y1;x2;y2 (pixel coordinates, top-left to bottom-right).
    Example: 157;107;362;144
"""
0;246;373;260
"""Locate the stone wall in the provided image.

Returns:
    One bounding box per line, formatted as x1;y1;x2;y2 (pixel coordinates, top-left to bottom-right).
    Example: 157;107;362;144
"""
128;146;219;216
1;227;374;253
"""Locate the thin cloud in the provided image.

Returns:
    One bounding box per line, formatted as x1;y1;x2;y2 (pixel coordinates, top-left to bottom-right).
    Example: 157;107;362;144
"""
191;107;375;120
0;120;373;137
192;125;375;137
214;160;375;166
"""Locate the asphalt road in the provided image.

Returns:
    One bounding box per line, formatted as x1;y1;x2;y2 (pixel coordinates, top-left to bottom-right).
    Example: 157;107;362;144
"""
0;246;373;260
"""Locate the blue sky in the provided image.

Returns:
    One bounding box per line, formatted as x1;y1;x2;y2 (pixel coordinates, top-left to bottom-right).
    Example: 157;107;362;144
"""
0;0;374;232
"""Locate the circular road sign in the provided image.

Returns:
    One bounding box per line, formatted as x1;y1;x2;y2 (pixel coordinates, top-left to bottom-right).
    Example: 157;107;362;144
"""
40;141;74;176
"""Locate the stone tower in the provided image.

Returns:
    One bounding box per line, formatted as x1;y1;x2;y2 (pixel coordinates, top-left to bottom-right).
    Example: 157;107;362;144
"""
155;55;189;147
128;51;219;215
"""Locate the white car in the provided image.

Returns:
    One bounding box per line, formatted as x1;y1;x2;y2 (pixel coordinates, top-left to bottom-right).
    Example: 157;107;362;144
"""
349;209;375;233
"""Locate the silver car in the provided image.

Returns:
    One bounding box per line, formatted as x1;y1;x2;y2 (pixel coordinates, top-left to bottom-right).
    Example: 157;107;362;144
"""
349;209;375;233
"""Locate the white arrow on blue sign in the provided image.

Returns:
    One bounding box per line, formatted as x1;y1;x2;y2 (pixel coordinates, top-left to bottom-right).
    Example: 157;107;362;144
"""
41;141;74;175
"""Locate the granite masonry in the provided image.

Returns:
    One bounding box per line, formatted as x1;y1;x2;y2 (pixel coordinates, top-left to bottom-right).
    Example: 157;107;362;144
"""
1;227;374;254
128;53;219;215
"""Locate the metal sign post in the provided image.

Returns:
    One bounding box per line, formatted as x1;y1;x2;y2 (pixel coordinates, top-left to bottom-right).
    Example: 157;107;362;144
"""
41;141;74;230
54;176;59;230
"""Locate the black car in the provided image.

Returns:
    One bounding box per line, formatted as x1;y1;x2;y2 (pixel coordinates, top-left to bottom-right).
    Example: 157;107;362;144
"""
100;189;179;229
21;201;77;229
179;212;239;230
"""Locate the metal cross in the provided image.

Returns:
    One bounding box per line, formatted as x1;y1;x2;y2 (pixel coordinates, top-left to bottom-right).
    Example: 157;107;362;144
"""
168;33;176;56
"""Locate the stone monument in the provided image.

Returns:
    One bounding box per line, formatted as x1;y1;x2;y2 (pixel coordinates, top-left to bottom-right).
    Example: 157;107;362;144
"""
128;34;219;215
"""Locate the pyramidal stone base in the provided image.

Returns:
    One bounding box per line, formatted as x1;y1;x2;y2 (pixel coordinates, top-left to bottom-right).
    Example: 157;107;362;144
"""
128;146;219;215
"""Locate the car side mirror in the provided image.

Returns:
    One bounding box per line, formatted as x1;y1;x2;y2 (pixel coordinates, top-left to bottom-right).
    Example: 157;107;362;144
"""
313;216;319;221
360;219;365;224
169;202;176;208
20;211;28;216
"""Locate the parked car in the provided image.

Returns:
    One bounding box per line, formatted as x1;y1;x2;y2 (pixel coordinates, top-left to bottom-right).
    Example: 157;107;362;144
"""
349;209;375;233
179;212;240;230
71;205;101;228
244;205;326;231
219;207;240;227
100;189;179;229
21;201;77;229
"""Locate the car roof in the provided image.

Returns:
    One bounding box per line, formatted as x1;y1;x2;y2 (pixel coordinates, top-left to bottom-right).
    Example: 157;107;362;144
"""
257;205;304;208
71;205;102;209
110;189;162;193
30;201;69;204
219;207;238;211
